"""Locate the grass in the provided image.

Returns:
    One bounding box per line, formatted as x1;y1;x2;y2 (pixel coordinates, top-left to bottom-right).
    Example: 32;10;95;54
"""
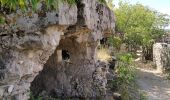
97;48;111;62
97;48;138;99
139;91;148;100
96;48;148;100
111;53;142;100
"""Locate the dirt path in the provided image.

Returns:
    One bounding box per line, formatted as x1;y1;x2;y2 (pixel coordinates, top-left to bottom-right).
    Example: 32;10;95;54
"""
136;68;170;100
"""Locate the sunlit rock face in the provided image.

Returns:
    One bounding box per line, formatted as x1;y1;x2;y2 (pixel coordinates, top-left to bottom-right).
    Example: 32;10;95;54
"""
0;26;64;99
153;43;170;72
0;0;115;99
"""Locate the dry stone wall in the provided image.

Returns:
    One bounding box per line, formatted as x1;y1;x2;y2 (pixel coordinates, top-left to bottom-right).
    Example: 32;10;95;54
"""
153;43;170;72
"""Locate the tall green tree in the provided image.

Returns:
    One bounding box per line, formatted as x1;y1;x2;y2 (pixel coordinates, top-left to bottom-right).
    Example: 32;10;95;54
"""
114;0;170;60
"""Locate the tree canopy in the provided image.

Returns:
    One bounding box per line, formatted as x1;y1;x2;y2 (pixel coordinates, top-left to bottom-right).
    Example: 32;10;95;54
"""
114;1;170;53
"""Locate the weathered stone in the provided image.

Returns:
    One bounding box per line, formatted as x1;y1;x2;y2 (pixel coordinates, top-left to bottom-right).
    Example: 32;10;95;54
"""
59;2;77;25
153;43;170;72
8;85;14;94
0;0;115;99
0;27;63;99
0;87;5;97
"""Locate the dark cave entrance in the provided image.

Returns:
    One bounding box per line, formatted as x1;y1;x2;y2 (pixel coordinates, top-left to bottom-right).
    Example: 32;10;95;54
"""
62;50;70;61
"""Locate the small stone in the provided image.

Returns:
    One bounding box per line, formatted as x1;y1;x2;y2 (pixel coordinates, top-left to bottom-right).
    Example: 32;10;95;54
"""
8;85;14;94
18;61;24;64
113;93;121;100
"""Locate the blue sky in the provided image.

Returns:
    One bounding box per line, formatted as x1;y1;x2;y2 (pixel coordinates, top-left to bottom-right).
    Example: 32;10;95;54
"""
113;0;170;15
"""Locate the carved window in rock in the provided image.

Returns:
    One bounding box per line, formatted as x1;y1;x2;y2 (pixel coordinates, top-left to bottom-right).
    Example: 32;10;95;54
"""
62;50;70;62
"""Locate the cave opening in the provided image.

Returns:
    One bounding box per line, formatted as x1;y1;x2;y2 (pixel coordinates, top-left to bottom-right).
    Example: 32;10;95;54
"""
62;50;70;61
30;33;99;99
30;36;82;98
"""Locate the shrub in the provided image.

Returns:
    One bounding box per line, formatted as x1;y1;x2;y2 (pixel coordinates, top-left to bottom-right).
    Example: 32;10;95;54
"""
108;36;122;51
112;53;136;100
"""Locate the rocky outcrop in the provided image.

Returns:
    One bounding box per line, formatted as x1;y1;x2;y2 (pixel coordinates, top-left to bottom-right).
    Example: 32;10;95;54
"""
0;0;115;99
153;43;170;72
0;27;63;99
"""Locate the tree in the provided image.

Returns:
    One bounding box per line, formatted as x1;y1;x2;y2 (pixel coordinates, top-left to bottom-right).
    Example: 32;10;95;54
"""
114;0;170;61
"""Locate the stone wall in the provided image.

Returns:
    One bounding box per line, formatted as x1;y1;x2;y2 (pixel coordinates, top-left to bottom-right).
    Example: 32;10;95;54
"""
153;43;170;72
0;0;115;99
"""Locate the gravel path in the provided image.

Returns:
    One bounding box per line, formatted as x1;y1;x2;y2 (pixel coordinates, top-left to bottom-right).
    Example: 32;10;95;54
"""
136;68;170;100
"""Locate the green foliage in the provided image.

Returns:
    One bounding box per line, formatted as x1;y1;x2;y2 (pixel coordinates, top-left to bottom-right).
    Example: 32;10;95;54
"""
31;96;43;100
30;91;42;100
116;53;135;83
106;0;114;9
65;0;77;5
0;0;109;11
31;0;40;11
114;0;170;52
45;0;54;9
112;53;136;99
117;53;132;64
0;16;5;24
0;0;78;11
140;92;148;100
98;0;107;4
108;36;122;51
0;0;18;9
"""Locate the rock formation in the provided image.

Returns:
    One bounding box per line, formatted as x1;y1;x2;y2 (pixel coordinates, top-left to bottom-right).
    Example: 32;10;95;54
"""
0;0;115;99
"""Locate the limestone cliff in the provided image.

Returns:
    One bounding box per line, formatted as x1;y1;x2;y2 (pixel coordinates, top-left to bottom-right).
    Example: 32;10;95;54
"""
0;0;115;99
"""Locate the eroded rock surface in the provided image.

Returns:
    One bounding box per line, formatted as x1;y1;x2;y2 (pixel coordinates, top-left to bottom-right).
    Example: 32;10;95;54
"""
0;0;115;99
0;27;64;99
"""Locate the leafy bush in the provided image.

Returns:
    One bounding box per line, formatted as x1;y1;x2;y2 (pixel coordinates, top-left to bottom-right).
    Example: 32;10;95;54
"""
116;53;135;84
108;36;122;51
112;53;136;100
0;16;5;24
